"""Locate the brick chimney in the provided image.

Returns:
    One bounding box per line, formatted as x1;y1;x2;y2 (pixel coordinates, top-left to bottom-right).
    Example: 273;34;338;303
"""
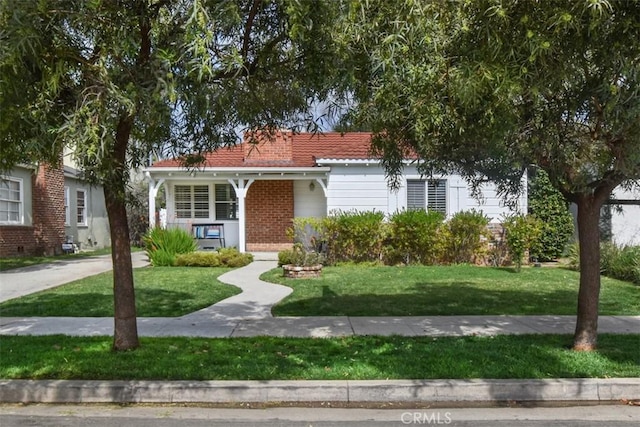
243;129;293;164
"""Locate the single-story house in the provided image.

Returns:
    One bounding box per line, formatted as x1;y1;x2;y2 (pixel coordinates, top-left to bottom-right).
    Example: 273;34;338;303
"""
144;131;527;253
0;160;110;257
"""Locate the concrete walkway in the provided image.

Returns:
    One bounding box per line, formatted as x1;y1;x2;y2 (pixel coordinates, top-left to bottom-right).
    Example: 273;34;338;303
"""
1;253;639;406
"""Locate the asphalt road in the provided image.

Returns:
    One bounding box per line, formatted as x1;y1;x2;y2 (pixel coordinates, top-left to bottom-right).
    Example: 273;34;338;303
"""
1;404;638;427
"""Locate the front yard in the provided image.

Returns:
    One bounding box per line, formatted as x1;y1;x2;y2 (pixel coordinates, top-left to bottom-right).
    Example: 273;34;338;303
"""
2;264;638;317
263;264;640;316
1;263;638;381
0;267;240;317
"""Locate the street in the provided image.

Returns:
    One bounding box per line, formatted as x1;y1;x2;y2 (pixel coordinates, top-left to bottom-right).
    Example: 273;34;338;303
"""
1;404;638;426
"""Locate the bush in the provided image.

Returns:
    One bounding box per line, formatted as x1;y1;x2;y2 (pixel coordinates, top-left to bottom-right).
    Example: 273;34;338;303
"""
144;227;197;266
174;251;222;267
568;243;640;285
442;210;490;264
278;243;325;267
503;214;542;271
385;209;445;265
217;247;254;268
287;217;325;252
528;168;575;261
323;210;386;265
175;248;253;268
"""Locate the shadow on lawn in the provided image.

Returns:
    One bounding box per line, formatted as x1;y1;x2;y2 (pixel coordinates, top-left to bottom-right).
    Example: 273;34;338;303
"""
0;289;201;318
273;282;579;316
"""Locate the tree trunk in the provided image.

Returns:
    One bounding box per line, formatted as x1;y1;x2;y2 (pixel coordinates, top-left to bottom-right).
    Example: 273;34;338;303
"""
105;185;139;351
106;116;139;351
573;195;603;351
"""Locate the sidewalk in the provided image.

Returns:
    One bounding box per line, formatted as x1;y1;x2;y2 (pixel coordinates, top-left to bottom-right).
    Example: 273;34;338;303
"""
1;253;639;405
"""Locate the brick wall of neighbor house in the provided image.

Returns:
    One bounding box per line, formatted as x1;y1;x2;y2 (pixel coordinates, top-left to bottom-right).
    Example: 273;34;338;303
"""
245;180;294;252
0;163;66;257
243;129;293;163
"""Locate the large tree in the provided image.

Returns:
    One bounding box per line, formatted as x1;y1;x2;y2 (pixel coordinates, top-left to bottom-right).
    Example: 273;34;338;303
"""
341;0;640;350
0;0;339;350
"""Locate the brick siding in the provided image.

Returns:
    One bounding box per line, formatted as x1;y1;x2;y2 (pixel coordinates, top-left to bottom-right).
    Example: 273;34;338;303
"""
0;163;66;257
245;180;294;251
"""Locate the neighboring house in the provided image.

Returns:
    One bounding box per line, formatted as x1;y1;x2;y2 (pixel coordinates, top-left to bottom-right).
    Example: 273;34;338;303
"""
63;165;111;251
607;186;640;246
0;160;110;257
144;131;527;253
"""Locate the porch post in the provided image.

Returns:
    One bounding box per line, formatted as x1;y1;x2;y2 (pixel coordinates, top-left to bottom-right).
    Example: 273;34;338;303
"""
146;173;156;228
229;178;255;253
145;173;165;229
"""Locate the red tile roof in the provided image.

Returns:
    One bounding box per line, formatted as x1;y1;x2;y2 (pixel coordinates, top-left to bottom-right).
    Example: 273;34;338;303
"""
151;132;376;168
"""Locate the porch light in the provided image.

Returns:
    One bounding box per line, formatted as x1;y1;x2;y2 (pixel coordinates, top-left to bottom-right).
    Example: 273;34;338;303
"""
309;181;315;191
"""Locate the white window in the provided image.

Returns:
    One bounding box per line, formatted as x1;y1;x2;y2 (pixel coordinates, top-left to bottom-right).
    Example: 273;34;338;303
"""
175;185;210;219
406;179;447;215
0;177;23;224
77;189;87;226
64;186;70;225
214;184;237;220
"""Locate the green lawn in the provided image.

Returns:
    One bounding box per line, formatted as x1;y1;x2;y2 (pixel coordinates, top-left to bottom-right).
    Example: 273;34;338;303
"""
263;264;640;316
1;334;638;380
0;267;240;317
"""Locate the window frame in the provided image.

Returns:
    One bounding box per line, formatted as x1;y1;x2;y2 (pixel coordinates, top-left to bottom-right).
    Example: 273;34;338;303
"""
64;186;70;226
214;183;238;220
0;176;24;225
76;189;87;226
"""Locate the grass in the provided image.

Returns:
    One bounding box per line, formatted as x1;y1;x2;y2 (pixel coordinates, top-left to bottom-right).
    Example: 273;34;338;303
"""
0;267;240;317
263;264;640;316
0;334;638;380
0;247;143;272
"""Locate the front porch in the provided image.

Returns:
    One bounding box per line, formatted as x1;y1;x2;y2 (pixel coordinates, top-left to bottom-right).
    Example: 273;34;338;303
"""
145;171;328;252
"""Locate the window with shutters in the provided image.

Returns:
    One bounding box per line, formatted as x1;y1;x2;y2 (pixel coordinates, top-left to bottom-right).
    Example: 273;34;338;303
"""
0;177;22;224
215;184;237;220
407;180;426;211
175;185;210;219
406;179;447;215
427;179;447;214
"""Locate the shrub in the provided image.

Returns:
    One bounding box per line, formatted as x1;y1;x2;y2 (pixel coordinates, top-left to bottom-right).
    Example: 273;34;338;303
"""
442;210;490;264
385;209;445;265
147;248;177;267
278;243;325;267
503;214;542;271
174;248;253;268
323;210;386;265
568;243;640;285
144;227;197;266
217;247;254;268
287;217;325;252
528;168;575;261
174;251;222;267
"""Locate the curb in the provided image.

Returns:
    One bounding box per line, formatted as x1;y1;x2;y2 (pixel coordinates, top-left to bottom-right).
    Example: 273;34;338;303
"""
2;378;639;404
